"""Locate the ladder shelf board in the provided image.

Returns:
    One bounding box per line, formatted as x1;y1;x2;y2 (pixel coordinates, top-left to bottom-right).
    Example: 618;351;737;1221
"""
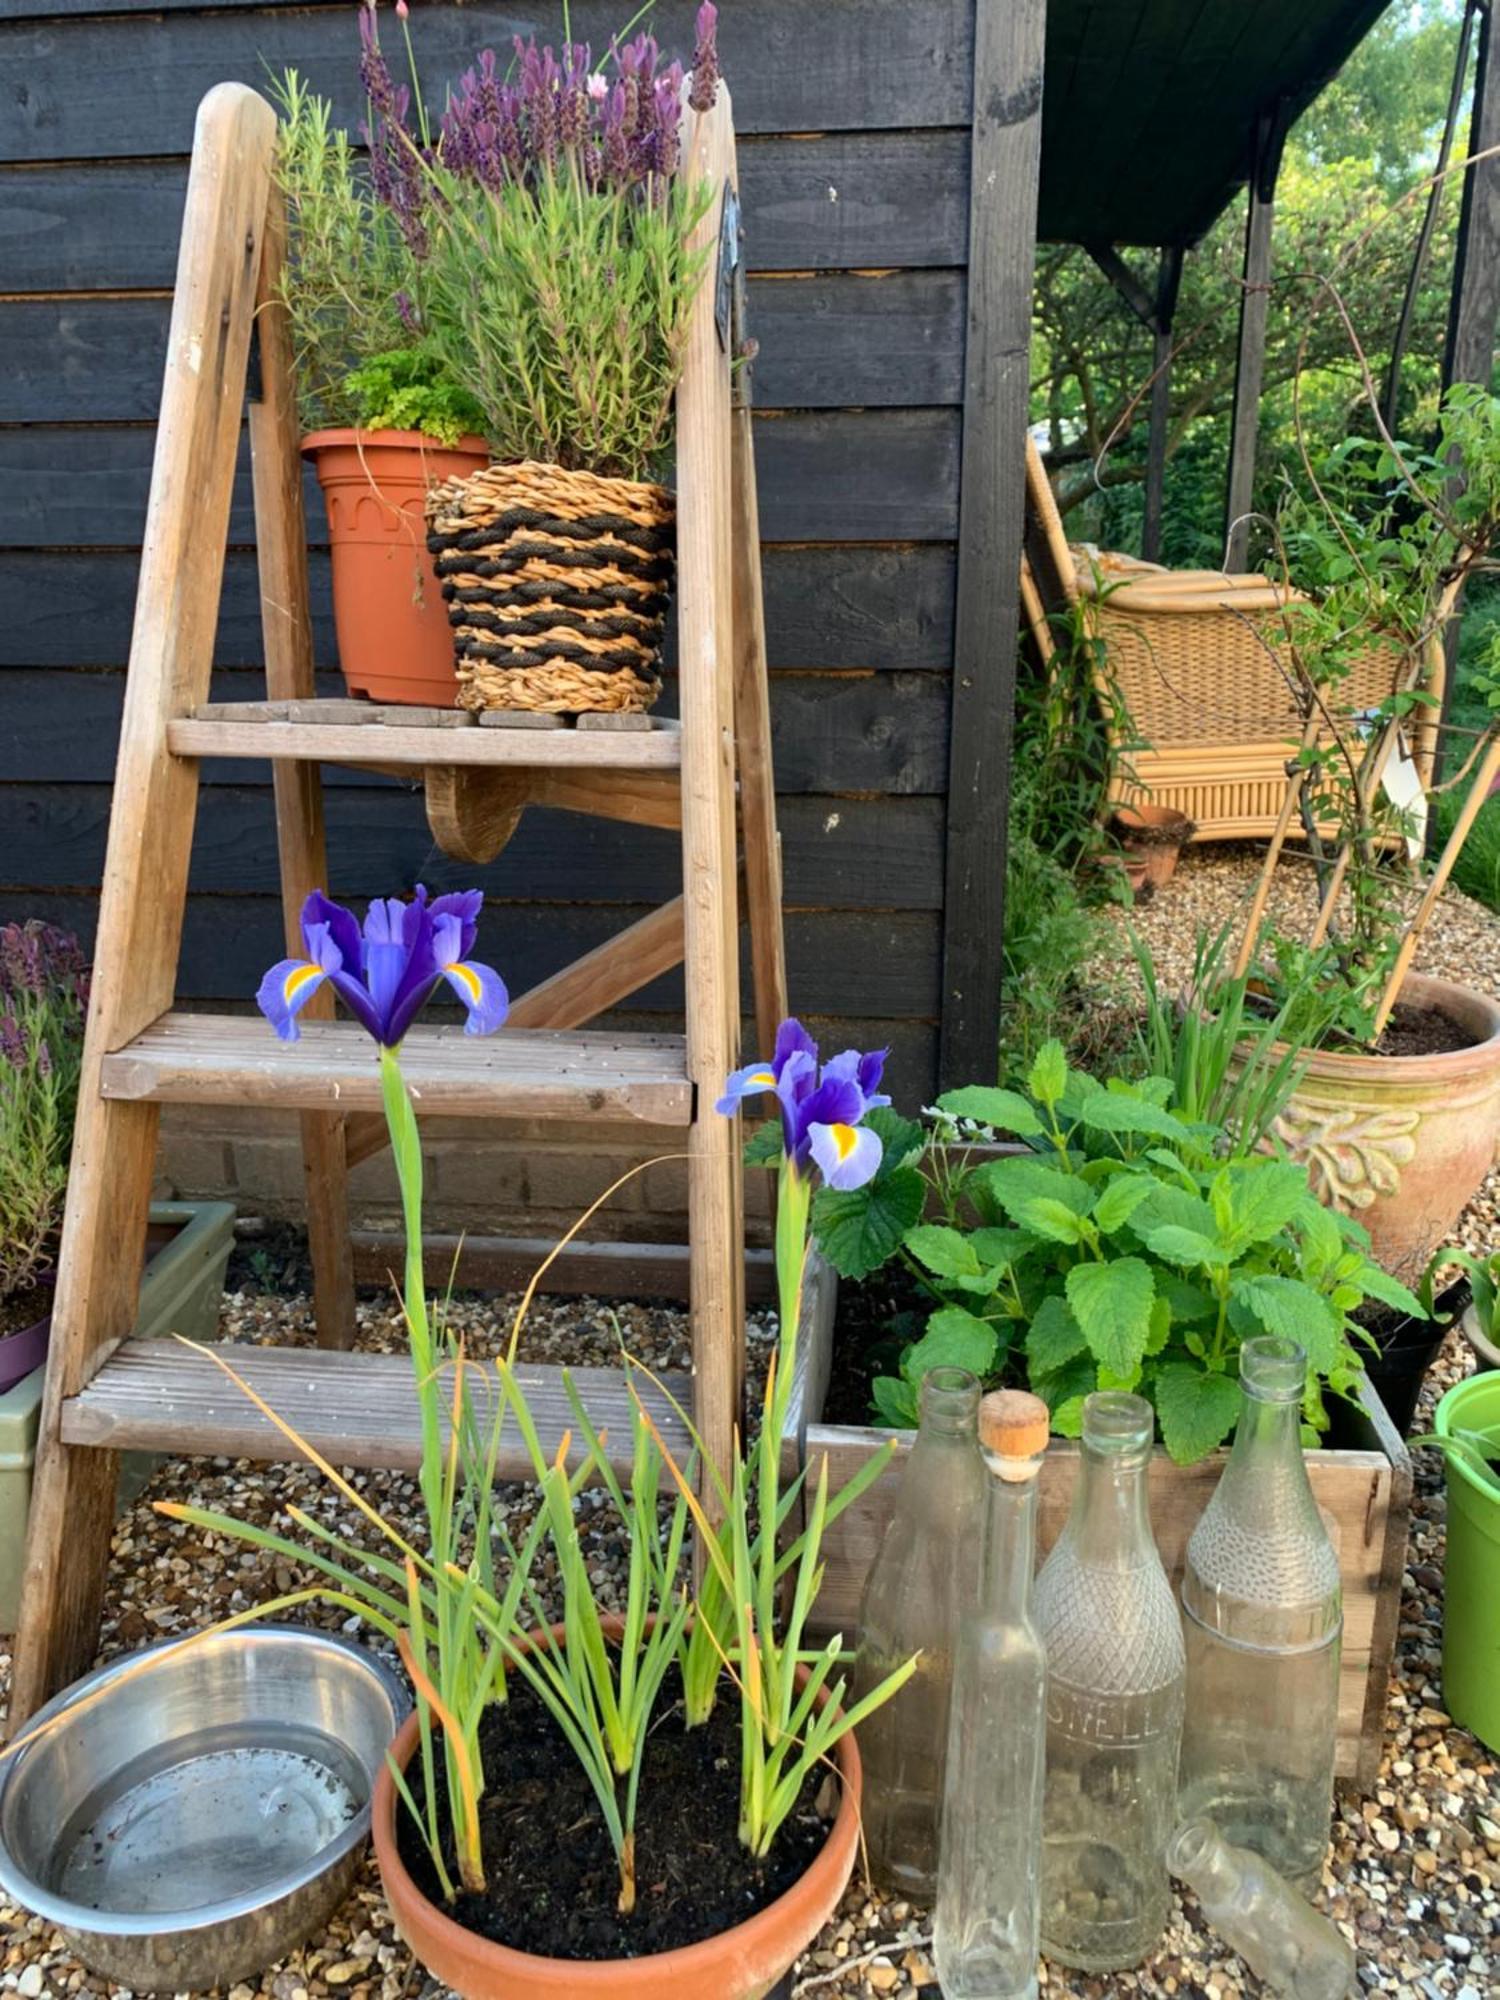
170;712;684;771
99;1013;694;1124
60;1341;692;1483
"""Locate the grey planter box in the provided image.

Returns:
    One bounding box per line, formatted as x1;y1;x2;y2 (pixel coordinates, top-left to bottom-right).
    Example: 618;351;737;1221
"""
0;1201;235;1635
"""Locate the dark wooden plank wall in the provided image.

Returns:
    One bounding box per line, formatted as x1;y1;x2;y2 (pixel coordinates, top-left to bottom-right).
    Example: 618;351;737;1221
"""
0;0;977;1096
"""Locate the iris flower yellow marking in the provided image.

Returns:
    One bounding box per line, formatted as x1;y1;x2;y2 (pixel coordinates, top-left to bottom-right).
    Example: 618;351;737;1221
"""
445;961;483;1004
827;1122;858;1159
282;962;325;1003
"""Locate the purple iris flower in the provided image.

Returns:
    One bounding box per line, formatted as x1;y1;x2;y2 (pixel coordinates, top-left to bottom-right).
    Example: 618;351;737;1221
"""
257;888;508;1046
716;1016;888;1191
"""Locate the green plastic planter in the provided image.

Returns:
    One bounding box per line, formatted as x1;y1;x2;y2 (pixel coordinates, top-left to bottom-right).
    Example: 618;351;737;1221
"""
1434;1370;1500;1753
0;1201;234;1635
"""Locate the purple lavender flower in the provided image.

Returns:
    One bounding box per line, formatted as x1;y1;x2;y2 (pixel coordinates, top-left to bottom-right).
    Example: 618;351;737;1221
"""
35;1038;52;1079
689;2;721;113
0;1014;23;1070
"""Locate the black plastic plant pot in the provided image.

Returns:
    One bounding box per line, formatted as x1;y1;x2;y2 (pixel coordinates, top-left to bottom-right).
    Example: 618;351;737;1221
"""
1329;1279;1470;1444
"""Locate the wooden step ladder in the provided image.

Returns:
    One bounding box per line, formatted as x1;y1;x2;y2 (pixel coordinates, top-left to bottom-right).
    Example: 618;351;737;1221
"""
10;80;787;1727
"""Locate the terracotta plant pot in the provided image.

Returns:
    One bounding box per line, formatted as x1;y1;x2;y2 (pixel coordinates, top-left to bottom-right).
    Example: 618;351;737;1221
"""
372;1659;861;2000
1112;802;1196;888
1260;972;1500;1281
303;429;489;705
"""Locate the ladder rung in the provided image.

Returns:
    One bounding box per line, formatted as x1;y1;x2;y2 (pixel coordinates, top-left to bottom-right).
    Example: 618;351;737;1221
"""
100;1015;694;1126
167;715;684;770
61;1341;693;1483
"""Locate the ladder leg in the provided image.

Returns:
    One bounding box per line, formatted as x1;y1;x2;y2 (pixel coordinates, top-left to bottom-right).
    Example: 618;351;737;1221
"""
11;84;279;1726
678;99;745;1506
250;178;356;1351
731;401;789;1069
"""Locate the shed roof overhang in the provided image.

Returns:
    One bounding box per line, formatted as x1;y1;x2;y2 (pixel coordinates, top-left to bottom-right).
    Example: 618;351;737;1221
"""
1038;0;1394;247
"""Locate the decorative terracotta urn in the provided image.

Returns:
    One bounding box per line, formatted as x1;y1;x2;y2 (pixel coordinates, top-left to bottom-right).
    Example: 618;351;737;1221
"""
1262;972;1500;1280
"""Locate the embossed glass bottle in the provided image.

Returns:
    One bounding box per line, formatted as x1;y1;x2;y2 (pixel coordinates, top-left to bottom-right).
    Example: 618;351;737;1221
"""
1034;1391;1185;1973
1168;1820;1356;1999
853;1365;985;1899
1177;1336;1342;1890
934;1390;1050;2000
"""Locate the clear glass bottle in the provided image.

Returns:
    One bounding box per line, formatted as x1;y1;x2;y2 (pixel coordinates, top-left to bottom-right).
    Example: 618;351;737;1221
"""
1034;1390;1185;1973
934;1390;1050;2000
853;1364;985;1899
1177;1336;1342;1891
1167;1819;1356;1999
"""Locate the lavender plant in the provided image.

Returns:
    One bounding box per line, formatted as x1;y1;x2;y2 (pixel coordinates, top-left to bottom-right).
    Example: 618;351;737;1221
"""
0;922;87;1316
270;67;422;433
360;4;723;478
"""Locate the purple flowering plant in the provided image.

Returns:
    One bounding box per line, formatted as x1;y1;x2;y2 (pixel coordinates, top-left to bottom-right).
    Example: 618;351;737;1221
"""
0;922;89;1309
368;1;724;477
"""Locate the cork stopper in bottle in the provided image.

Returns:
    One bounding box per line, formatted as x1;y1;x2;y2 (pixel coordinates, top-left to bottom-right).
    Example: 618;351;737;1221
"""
978;1390;1050;1481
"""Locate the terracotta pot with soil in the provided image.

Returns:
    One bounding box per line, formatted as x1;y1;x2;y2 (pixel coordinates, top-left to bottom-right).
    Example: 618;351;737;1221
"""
1112;802;1196;888
1258;971;1500;1282
303;429;489;705
372;1633;861;2000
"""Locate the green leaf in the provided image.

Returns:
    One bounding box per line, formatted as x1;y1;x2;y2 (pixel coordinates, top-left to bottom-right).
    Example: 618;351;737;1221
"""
865;1104;925;1172
1022;1198;1091;1245
870;1376;920;1429
1079;1095;1192;1144
1221;1160;1311;1245
1145;1294;1172;1355
1026;1293;1088;1375
1140;1223;1230;1271
1157;1272;1216;1324
1050;1394;1088;1437
742;1119;784;1168
1028;1039;1069;1108
1130;1182;1222;1242
905;1224;981;1281
1155;1362;1242;1464
903;1308;1000;1384
970;1226;1035;1270
977;1156;1094;1225
934;1086;1043;1137
1231;1274;1343;1372
1094;1173;1158;1236
1354;1262;1426;1320
1066;1257;1155;1376
812;1167;925;1280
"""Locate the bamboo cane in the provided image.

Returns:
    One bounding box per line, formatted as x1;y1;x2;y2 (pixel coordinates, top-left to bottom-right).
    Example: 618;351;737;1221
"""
1232;708;1325;979
1369;730;1500;1040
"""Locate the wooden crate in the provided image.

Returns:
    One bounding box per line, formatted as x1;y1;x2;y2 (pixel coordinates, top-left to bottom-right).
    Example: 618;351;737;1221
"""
781;1257;1411;1792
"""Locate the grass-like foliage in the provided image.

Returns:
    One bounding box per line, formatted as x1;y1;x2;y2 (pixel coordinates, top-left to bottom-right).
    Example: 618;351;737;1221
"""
150;905;917;1923
0;922;87;1309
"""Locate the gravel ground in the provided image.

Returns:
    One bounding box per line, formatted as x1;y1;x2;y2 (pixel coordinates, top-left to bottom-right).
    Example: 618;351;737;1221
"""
2;847;1498;2000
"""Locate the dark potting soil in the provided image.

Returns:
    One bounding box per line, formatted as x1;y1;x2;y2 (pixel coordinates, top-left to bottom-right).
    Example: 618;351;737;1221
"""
820;1261;933;1427
0;1281;51;1339
1370;1001;1476;1059
394;1666;830;1960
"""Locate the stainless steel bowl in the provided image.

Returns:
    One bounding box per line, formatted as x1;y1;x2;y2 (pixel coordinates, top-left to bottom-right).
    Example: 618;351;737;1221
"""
0;1625;408;1992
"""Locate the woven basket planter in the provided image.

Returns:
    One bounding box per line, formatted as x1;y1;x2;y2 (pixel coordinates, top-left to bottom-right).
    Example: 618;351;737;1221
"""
425;460;675;714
